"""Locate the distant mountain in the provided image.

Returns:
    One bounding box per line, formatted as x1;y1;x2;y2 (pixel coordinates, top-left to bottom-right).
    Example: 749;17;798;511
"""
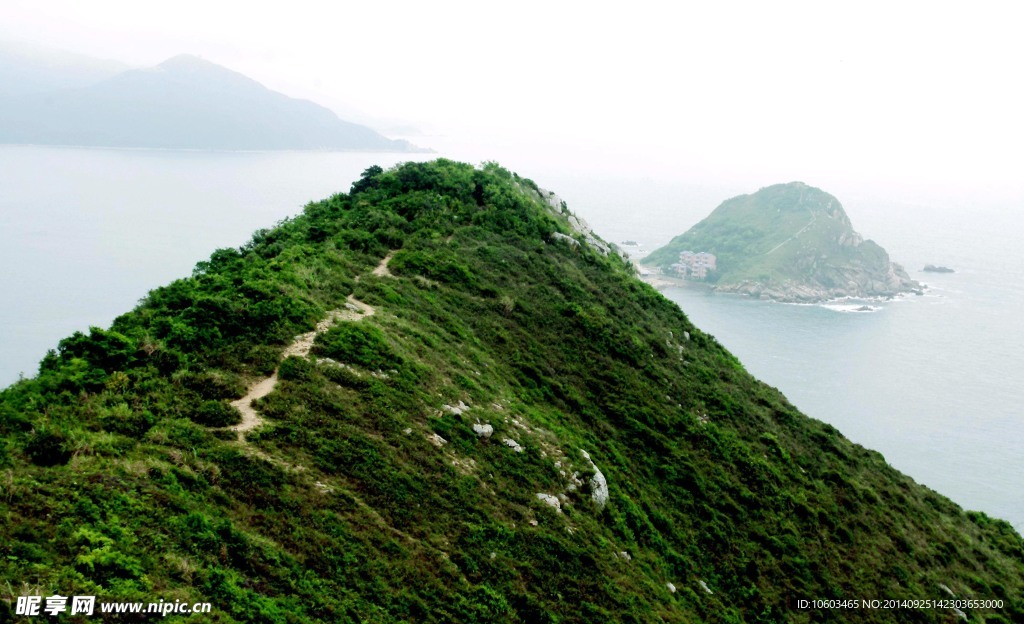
645;182;922;302
0;54;426;152
0;40;130;97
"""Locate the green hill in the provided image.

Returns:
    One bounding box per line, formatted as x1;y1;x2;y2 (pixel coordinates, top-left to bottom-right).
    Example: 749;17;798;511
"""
644;183;922;302
1;161;1020;623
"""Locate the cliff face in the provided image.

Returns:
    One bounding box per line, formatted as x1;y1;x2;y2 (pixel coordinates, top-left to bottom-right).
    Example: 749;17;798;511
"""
645;182;922;302
1;162;1020;623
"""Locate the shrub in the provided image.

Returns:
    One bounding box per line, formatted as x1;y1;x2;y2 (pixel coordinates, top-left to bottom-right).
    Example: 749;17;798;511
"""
175;369;246;399
278;356;314;382
314;323;402;370
100;404;157;438
190;400;242;427
25;427;71;466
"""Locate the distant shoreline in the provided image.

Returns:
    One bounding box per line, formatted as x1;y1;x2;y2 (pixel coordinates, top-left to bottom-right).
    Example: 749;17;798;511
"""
640;271;922;306
639;272;712;292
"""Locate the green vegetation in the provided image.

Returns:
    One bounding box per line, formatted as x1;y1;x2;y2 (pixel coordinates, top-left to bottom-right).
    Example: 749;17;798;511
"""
314;323;404;371
645;182;921;301
1;161;1021;622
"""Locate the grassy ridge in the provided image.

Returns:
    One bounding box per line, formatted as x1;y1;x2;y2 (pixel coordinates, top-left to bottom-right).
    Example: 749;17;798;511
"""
1;161;1021;622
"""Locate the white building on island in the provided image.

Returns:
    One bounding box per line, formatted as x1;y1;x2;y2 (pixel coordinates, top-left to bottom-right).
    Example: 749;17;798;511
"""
670;251;717;280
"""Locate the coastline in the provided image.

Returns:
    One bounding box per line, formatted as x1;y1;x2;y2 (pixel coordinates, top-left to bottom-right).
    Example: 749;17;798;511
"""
639;271;923;306
638;273;712;292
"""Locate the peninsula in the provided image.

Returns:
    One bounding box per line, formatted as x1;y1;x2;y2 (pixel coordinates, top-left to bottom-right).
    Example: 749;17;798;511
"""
644;182;922;302
1;163;1018;622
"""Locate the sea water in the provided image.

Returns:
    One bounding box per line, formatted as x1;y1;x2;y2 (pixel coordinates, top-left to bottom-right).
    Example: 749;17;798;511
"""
0;145;1020;534
565;179;1024;535
0;146;429;385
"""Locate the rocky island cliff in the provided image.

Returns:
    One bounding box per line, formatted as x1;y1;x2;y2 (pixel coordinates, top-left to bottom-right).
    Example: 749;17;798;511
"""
644;182;922;302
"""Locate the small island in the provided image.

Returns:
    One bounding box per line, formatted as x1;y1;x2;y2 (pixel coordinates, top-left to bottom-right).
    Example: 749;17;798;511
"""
643;182;923;302
923;264;955;273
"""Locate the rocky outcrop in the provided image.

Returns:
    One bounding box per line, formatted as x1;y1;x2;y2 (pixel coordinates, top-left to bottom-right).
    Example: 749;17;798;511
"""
531;185;617;256
503;438;524;453
472;423;494;438
536;493;562;512
717;259;923;302
580;449;609;510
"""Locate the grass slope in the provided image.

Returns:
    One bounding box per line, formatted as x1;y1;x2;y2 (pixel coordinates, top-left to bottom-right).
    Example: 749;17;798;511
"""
1;161;1020;623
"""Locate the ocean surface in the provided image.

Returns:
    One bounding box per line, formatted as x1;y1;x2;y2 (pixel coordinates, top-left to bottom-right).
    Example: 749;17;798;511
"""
1;145;1021;533
0;146;431;385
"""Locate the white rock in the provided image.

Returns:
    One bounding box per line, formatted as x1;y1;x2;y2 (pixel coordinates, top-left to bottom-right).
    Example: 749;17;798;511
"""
503;438;524;453
567;214;592;236
666;582;676;594
584;233;611;256
616;551;632;561
443;400;471;415
402;428;412;435
698;580;713;595
536;493;562;512
546;191;563;212
472;423;494;438
580;449;609;509
427;433;448;448
589;468;609;510
550;232;580;247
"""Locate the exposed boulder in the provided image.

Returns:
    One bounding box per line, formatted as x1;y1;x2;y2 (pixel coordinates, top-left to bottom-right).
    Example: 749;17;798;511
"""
580;449;609;510
503;438;524;453
536;493;562;512
472;423;494;438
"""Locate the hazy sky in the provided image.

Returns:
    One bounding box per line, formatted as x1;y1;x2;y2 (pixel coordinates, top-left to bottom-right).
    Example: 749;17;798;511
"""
2;1;1021;191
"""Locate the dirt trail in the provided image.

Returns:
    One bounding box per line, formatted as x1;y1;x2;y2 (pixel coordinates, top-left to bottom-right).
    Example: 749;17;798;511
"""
371;251;394;277
229;295;375;440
